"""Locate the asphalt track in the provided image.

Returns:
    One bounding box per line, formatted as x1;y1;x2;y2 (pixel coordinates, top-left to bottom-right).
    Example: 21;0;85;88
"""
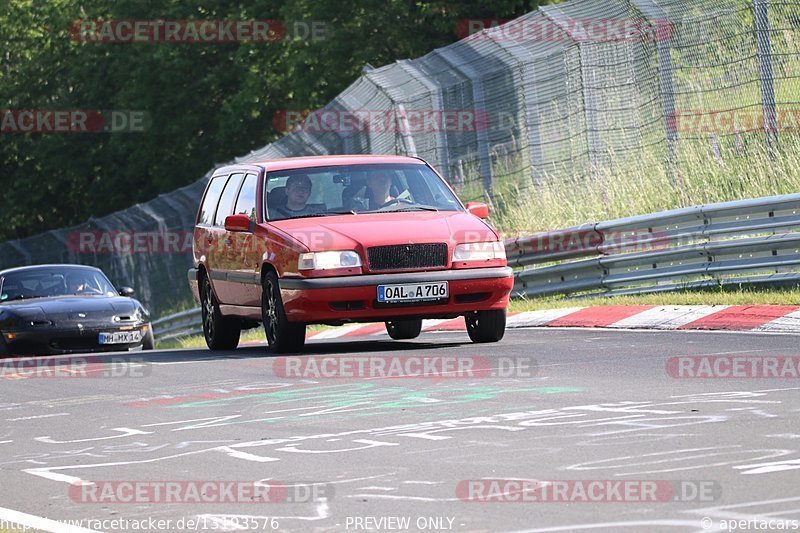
1;327;800;533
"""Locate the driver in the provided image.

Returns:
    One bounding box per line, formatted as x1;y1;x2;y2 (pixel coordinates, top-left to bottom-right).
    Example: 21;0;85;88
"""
67;273;94;294
365;171;396;210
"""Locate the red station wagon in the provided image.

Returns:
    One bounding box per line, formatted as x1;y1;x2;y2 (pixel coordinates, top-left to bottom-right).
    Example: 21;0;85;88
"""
189;155;514;353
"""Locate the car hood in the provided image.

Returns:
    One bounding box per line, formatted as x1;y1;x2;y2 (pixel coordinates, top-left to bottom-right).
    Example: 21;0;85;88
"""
271;211;498;251
0;296;141;320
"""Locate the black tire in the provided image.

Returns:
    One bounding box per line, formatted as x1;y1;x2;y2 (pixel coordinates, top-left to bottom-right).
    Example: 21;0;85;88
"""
200;277;241;350
141;326;155;350
465;309;507;343
385;318;423;340
262;271;306;353
0;336;8;357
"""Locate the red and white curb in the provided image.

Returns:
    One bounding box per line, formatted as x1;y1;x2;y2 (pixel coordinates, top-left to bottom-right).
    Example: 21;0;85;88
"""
306;305;800;340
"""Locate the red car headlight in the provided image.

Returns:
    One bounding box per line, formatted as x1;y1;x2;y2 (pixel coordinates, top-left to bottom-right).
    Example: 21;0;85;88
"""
298;251;362;271
453;241;506;262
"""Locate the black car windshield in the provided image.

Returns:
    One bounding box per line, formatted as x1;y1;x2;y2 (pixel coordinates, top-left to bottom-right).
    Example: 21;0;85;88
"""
265;163;463;221
0;267;118;302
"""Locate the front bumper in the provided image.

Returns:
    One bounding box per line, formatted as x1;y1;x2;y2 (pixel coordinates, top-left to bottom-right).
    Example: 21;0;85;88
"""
280;266;514;323
2;324;150;356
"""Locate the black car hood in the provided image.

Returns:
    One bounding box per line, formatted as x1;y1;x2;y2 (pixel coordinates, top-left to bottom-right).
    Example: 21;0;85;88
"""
0;296;140;320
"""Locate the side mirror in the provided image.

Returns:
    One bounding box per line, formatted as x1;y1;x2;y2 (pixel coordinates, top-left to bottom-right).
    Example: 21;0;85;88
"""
224;214;252;232
465;202;490;219
119;287;135;297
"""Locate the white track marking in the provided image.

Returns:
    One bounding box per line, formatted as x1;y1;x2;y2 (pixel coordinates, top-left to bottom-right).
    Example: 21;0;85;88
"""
308;324;365;340
608;305;728;330
0;505;102;533
755;309;800;332
507;308;586;327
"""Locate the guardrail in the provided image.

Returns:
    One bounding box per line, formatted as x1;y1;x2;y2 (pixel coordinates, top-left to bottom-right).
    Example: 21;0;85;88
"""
153;193;800;341
508;193;800;298
152;308;202;343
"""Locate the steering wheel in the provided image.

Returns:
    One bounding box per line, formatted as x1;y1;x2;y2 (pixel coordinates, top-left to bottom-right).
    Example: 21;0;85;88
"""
76;284;102;295
378;197;414;209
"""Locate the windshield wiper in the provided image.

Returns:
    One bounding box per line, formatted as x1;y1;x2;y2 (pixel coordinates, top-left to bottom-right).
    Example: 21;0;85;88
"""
382;205;440;212
280;210;357;220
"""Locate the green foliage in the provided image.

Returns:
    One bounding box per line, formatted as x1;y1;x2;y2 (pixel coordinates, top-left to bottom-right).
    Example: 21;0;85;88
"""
0;0;544;241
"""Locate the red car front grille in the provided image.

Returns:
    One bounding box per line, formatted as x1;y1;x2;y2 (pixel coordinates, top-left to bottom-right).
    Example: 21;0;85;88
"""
367;243;448;271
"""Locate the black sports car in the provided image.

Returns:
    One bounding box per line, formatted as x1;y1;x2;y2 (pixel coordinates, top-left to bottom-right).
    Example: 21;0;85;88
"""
0;264;153;356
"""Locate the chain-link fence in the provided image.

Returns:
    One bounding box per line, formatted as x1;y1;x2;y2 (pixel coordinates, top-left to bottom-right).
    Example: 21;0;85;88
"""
1;0;798;316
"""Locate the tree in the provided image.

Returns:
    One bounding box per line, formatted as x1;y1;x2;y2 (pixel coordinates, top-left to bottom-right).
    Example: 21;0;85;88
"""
0;0;550;241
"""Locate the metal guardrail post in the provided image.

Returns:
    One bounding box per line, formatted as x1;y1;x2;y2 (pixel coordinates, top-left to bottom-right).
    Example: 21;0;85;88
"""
753;0;780;152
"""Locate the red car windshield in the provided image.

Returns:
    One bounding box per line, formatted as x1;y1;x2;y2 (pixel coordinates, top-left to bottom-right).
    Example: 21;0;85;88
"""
264;163;463;221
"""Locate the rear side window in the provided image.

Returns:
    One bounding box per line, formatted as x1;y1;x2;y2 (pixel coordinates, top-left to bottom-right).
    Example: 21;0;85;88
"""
214;173;245;226
234;174;258;221
198;176;228;226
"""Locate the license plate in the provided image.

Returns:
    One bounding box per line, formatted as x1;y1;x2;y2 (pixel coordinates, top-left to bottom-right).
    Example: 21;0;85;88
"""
99;331;142;345
377;282;448;303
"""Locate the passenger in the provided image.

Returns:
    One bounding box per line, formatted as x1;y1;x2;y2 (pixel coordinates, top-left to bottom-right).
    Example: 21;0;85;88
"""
273;174;322;218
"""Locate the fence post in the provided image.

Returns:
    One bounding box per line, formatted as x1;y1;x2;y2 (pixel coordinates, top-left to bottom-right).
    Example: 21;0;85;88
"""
492;33;547;186
540;7;602;171
753;0;779;152
628;0;681;196
525;65;546;186
364;69;426;157
397;60;451;180
434;48;493;198
335;90;375;154
577;46;603;170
